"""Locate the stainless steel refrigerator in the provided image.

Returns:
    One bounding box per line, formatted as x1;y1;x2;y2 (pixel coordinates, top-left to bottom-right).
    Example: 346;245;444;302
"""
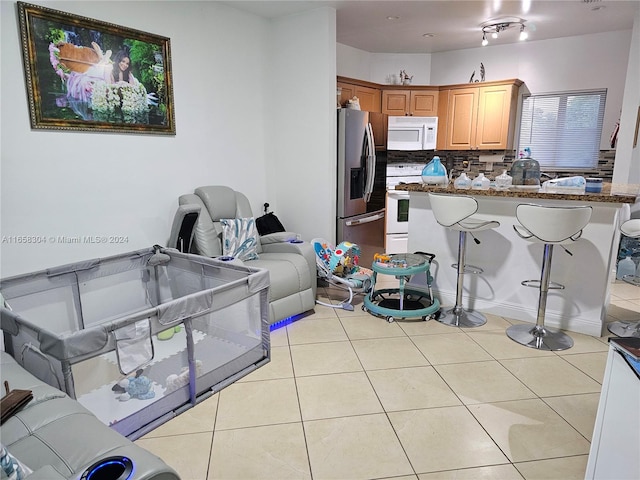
336;108;385;268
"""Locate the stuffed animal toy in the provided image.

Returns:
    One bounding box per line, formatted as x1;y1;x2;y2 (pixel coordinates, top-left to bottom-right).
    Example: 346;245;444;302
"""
165;360;203;393
112;369;155;402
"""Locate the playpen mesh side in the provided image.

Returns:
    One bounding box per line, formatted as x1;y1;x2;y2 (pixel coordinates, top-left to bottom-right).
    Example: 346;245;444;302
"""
1;247;270;438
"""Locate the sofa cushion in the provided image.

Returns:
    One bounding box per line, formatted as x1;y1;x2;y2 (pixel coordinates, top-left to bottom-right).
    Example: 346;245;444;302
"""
0;352;179;479
247;252;312;302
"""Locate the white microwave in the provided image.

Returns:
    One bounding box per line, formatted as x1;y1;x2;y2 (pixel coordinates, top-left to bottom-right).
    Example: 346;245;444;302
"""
387;116;438;151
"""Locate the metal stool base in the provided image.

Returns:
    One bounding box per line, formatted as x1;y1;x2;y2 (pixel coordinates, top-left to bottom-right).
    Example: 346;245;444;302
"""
451;264;483;275
607;320;640;338
622;275;640;287
521;279;564;290
438;307;487;328
506;323;574;351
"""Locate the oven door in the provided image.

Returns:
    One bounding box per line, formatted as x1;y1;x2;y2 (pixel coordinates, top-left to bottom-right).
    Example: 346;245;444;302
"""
386;190;411;234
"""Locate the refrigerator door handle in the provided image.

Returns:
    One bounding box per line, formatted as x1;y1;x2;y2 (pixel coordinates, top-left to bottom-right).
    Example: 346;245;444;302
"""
345;211;385;226
363;123;376;203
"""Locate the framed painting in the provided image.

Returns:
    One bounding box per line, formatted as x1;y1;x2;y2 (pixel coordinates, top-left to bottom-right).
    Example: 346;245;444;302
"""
17;2;176;134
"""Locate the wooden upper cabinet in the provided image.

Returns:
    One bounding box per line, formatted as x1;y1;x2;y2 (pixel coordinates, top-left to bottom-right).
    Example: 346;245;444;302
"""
438;79;522;150
337;79;381;112
381;90;410;115
410;90;439;116
444;87;478;150
382;89;438;116
475;83;517;149
337;76;522;151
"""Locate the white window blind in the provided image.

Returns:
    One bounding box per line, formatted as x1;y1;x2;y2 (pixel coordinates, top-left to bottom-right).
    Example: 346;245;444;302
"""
518;89;607;170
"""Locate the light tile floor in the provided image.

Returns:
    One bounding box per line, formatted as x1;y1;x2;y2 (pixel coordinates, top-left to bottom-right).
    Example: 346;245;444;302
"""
136;279;640;480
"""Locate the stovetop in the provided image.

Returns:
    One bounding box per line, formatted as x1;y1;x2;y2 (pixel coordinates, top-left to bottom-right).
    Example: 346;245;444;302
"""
386;162;425;178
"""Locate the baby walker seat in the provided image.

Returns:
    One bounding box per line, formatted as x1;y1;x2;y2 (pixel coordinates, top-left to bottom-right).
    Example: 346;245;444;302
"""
311;239;372;311
363;252;441;323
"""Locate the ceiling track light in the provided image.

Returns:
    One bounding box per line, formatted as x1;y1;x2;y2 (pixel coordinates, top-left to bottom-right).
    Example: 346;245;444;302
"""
480;18;528;46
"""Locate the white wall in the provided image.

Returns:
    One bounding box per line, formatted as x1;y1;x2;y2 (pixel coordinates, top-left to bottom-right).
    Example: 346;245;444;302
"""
338;30;632;153
1;1;335;277
431;30;632;152
613;8;640;185
266;7;337;243
337;43;431;85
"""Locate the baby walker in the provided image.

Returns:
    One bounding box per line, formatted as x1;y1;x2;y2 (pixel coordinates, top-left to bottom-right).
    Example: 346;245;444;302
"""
362;252;440;323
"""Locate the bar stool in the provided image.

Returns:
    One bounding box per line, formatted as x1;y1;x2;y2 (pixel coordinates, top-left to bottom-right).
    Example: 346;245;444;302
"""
507;204;592;350
428;193;500;327
608;218;640;338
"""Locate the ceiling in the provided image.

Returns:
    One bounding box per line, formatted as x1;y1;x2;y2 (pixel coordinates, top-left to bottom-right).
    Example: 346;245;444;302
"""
222;0;639;54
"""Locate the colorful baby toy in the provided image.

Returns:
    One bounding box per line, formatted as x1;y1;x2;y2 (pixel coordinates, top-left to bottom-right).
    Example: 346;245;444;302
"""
112;369;155;402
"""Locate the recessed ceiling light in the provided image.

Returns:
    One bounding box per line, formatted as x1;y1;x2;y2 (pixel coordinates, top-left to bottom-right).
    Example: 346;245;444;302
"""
386;16;400;20
422;33;435;38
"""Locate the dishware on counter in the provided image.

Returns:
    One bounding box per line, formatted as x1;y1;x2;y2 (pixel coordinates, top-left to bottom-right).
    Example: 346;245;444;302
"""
421;156;448;185
495;170;513;190
586;177;603;193
617;256;636;280
454;172;472;189
471;172;490;190
510;147;540;187
541;176;586;194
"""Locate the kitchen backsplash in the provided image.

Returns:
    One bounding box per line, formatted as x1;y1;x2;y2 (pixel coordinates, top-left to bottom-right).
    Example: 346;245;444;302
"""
388;149;616;182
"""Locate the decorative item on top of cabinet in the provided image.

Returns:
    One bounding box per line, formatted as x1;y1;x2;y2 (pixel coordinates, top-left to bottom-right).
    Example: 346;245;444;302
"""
400;70;413;85
337;76;381;112
382;87;439;116
437;79;523;150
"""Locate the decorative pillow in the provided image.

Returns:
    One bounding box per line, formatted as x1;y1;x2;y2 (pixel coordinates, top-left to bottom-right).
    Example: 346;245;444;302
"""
220;217;259;261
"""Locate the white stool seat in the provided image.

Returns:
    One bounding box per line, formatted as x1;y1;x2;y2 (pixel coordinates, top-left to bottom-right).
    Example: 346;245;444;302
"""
507;204;592;351
513;204;592;244
458;217;500;232
429;193;499;328
608;218;640;338
621;218;640;238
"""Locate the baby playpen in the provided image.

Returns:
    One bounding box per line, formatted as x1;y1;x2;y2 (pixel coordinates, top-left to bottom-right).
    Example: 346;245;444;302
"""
0;246;270;439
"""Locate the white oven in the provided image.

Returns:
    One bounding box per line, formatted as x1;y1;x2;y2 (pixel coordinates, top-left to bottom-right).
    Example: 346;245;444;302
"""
385;163;425;254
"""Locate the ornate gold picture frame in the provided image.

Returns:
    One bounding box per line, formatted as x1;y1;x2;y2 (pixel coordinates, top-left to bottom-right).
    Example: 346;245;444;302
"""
18;2;176;134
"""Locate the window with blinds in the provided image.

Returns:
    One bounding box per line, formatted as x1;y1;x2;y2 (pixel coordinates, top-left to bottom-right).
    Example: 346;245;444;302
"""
518;89;607;170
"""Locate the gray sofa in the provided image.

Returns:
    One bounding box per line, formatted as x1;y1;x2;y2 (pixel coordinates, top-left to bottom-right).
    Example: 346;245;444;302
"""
0;351;179;480
176;186;317;325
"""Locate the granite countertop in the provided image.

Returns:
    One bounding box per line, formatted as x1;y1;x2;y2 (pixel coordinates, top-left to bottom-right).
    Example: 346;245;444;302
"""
394;182;640;204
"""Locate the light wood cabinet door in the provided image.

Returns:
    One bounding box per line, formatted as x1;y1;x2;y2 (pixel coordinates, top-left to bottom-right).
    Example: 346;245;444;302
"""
410;90;438;116
382;89;438;116
436;89;450;150
338;82;381;112
445;87;478;150
382;90;411;116
440;80;520;150
476;84;516;150
338;82;356;107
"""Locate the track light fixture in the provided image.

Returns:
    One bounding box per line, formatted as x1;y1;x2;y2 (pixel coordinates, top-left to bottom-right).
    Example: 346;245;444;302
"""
480;18;528;46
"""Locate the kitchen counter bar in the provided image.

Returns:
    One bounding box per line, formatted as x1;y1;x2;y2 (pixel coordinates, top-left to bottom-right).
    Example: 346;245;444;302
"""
402;183;639;337
394;182;639;204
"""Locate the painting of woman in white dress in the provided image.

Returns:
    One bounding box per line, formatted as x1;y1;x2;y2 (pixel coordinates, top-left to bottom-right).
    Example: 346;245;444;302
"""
18;2;175;134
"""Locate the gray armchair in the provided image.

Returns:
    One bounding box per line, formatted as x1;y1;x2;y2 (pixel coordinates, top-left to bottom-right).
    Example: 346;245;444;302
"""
174;186;316;324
